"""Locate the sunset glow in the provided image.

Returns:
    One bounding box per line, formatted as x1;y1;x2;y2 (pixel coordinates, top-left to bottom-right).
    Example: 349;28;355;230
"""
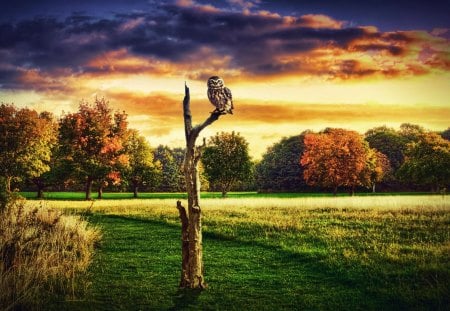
1;0;449;158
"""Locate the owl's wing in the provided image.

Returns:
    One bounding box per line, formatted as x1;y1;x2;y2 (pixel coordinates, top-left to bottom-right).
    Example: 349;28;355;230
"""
224;87;232;100
224;87;233;109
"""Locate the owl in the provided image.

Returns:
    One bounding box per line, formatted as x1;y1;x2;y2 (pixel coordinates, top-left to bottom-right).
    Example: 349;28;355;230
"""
207;76;233;114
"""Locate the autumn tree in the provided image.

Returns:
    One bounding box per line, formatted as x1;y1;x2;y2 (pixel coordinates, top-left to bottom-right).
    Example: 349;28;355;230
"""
58;98;129;200
397;132;450;191
256;132;310;192
0;104;57;197
362;149;392;193
123;130;161;197
301;128;381;195
202;131;253;197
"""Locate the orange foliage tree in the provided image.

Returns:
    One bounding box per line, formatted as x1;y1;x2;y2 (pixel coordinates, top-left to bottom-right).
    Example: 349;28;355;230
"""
300;128;385;195
58;98;129;200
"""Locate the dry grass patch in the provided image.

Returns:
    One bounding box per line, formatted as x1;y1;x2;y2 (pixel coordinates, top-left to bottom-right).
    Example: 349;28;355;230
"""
0;198;101;310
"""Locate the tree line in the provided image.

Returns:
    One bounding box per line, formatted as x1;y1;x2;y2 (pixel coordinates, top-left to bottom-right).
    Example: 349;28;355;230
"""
256;124;450;194
1;100;449;199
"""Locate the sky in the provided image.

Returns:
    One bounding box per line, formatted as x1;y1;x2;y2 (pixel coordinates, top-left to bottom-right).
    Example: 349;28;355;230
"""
1;0;449;158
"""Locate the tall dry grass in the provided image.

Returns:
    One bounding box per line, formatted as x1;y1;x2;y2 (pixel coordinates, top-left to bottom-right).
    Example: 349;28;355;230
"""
0;198;101;310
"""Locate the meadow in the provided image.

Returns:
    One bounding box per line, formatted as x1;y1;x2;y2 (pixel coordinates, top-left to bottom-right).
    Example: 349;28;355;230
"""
30;195;450;310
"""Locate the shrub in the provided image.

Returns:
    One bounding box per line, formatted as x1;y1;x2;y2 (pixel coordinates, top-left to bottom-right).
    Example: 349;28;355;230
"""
0;198;101;309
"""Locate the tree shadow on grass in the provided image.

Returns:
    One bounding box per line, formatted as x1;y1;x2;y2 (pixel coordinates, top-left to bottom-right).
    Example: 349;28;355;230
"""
170;288;203;311
86;213;415;310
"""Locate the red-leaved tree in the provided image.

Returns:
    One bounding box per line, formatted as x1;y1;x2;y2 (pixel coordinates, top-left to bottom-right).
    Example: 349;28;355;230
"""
300;128;384;195
58;98;129;200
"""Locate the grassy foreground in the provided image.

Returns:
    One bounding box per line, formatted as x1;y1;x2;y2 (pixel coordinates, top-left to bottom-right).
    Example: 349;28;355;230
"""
37;195;449;310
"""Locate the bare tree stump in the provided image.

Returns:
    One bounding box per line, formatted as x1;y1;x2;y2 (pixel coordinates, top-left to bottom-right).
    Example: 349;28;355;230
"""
176;83;222;289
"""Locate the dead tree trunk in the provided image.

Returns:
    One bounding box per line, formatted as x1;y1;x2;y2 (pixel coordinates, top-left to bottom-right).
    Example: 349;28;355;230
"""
176;83;221;289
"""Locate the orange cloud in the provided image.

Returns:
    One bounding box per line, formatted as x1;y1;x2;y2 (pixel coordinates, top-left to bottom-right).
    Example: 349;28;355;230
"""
297;14;345;29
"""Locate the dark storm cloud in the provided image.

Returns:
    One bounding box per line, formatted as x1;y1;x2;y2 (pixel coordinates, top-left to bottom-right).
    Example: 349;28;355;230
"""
0;1;448;91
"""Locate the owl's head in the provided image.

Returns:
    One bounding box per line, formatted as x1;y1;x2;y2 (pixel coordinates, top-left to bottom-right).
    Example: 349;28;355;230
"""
207;76;224;89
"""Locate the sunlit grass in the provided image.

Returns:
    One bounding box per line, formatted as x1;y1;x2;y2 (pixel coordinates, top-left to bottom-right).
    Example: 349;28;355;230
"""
35;195;450;309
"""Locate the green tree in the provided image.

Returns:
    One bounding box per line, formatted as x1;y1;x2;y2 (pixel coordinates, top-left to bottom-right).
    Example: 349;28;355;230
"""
255;132;309;192
364;126;407;171
440;127;450;141
58;98;129;200
124;130;161;197
397;132;450;191
153;145;185;192
0;104;57;195
202;131;252;197
399;123;425;142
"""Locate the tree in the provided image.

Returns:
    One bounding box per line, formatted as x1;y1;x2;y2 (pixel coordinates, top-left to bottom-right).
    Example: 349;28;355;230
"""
124;130;161;198
301;128;377;195
399;123;425;142
364;126;407;171
0;104;57;194
440;127;450;141
58;98;129;200
397;132;450;191
202;131;253;197
176;84;224;289
362;149;392;193
255;132;310;192
153;145;185;192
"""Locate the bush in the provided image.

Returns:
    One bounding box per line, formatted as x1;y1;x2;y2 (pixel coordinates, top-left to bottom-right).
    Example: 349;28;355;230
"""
0;198;101;309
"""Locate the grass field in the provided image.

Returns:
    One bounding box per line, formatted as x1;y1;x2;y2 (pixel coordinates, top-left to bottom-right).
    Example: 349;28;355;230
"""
30;195;450;310
20;190;434;200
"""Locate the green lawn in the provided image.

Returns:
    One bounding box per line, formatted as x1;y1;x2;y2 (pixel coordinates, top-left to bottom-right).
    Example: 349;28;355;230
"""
42;196;449;310
20;190;434;201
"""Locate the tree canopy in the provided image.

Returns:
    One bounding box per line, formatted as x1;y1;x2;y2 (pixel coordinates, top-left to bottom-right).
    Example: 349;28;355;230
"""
397;132;450;191
256;133;309;192
0;104;57;193
202;131;252;197
301;128;385;195
58;98;129;200
123;130;161;197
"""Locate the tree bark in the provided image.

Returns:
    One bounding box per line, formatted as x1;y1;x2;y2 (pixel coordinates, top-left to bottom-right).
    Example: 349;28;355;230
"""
85;177;93;200
33;178;45;199
97;184;103;199
176;83;221;289
6;176;12;193
133;184;138;198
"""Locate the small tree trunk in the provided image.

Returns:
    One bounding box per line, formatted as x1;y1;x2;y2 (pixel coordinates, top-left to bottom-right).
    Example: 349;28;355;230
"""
37;187;44;199
33;178;45;199
85;177;93;200
333;186;337;196
98;184;103;199
6;176;12;193
133;180;139;198
372;183;376;193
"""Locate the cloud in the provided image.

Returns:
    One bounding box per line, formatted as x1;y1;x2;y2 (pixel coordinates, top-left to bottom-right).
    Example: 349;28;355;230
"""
0;2;449;94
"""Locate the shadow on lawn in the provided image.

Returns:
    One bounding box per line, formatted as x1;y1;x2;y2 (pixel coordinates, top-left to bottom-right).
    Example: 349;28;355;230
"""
85;213;424;310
